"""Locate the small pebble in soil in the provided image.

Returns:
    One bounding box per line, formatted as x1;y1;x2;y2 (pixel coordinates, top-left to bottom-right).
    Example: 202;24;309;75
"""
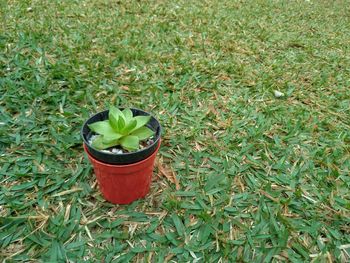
88;135;98;145
111;148;123;154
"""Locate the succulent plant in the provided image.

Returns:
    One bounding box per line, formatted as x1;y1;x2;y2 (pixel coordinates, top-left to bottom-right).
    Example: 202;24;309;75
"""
88;107;154;151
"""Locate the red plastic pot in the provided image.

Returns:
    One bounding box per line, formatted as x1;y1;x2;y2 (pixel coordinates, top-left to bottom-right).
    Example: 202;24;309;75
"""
83;141;160;204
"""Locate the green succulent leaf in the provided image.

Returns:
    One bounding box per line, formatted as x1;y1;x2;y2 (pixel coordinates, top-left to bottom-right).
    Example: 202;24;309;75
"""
120;135;139;151
131;126;154;140
102;133;123;143
88;121;116;137
117;116;126;132
109;106;124;132
109;106;123;120
122;108;133;123
109;115;118;131
131;115;151;132
122;119;137;134
91;135;119;150
90;108;153;152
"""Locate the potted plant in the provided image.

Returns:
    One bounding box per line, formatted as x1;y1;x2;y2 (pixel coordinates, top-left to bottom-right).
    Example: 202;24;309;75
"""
81;106;161;204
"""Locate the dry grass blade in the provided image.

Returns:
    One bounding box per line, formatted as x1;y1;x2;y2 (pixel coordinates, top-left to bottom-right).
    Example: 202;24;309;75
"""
157;157;180;190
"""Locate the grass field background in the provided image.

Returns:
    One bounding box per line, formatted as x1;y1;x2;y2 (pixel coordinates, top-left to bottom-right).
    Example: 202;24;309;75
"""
1;0;350;262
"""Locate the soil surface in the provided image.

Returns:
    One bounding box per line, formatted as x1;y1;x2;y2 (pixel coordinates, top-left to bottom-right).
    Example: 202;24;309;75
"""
88;135;155;154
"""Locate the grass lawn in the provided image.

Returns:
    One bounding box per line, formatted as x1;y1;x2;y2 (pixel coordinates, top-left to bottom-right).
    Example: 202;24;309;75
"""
1;0;350;261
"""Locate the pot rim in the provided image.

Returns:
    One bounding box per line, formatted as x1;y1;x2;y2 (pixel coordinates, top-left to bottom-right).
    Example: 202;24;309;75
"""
83;140;161;168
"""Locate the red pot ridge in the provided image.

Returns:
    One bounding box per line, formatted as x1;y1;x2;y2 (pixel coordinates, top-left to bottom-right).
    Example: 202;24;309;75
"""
84;141;160;204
